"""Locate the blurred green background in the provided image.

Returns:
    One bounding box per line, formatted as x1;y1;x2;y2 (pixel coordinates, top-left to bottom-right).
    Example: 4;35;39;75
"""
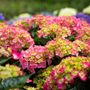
0;0;90;19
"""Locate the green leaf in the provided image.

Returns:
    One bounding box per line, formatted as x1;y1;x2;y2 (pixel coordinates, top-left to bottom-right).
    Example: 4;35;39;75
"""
0;57;11;65
66;32;77;42
69;87;77;90
0;75;32;90
66;36;75;42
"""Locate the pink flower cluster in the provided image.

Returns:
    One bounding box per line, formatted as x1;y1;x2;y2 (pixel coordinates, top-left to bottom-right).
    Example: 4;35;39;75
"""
44;56;90;90
1;15;90;89
0;25;34;57
20;46;48;72
12;15;90;72
14;15;90;45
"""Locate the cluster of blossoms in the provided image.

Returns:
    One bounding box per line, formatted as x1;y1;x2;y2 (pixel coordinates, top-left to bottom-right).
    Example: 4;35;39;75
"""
46;38;90;58
58;8;77;16
13;16;90;72
13;15;54;31
13;15;90;45
44;56;90;90
0;26;34;49
36;16;90;44
0;15;90;90
20;46;48;72
37;23;71;38
0;25;34;58
0;64;23;79
13;19;32;31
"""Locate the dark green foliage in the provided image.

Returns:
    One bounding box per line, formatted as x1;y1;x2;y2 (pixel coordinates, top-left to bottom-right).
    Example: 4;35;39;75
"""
0;56;11;65
34;35;54;45
52;55;61;65
0;75;30;90
66;31;77;42
66;35;76;42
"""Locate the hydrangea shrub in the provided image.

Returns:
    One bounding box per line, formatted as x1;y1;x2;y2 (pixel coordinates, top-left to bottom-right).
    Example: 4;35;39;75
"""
0;15;90;90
